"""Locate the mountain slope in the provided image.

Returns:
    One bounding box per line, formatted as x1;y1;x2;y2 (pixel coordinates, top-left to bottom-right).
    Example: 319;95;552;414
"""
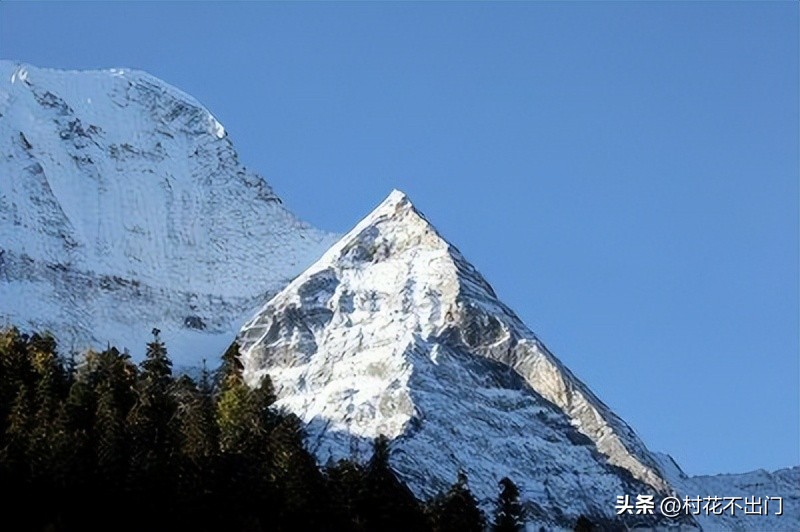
655;453;800;532
0;61;338;363
237;190;694;528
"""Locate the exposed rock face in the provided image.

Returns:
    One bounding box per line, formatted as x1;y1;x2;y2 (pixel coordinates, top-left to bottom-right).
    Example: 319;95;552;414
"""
0;61;338;363
238;190;693;528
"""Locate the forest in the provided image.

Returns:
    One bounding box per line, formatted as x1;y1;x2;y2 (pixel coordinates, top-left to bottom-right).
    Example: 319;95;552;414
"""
0;327;596;532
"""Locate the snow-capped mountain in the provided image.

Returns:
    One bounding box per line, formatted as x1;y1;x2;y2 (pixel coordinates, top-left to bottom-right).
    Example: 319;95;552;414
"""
0;61;338;364
238;190;698;528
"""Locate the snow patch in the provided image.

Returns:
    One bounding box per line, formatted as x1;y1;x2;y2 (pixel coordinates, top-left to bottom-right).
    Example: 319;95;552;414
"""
208;114;225;138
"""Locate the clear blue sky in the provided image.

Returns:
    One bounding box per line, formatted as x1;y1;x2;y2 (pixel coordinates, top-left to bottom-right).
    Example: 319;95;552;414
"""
1;2;797;477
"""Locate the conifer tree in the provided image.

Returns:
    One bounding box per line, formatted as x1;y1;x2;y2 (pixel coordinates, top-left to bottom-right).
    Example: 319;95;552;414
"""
173;369;220;524
266;413;329;529
492;477;525;532
0;374;35;529
139;328;173;393
214;343;281;530
69;347;137;414
127;328;178;513
176;368;217;462
215;342;275;455
94;380;128;488
430;471;485;532
326;459;367;530
0;327;33;440
357;435;430;531
218;341;244;386
26;334;74;489
0;384;33;479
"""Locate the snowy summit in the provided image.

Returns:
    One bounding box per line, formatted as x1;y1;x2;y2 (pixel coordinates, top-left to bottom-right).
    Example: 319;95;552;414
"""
0;61;337;364
237;190;688;528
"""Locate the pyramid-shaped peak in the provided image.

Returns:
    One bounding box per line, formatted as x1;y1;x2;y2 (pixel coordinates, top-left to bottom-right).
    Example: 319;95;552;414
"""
236;189;678;527
303;189;448;273
362;189;422;224
238;185;676;515
384;188;410;205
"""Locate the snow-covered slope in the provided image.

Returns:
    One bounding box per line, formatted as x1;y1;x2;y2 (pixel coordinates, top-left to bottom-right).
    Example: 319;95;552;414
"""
238;190;697;528
0;61;338;364
655;453;799;532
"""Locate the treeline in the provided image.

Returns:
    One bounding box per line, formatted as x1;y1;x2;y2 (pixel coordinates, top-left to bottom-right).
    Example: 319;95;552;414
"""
0;327;590;532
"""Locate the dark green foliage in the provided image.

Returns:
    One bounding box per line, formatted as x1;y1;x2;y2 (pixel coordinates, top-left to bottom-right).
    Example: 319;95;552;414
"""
0;330;77;530
493;477;526;532
326;459;368;530
0;326;551;531
1;384;33;479
429;471;486;532
0;328;36;440
126;328;179;520
356;435;431;531
219;340;245;385
175;369;218;462
94;380;127;484
266;413;331;529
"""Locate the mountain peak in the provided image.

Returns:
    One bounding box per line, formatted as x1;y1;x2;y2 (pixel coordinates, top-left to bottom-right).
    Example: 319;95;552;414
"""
0;62;338;360
237;188;678;526
254;190;450;304
381;188;410;208
345;189;434;241
0;60;226;139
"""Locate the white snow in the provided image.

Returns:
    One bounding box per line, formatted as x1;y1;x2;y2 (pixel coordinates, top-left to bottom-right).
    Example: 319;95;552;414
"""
654;453;799;531
0;60;339;361
237;190;695;528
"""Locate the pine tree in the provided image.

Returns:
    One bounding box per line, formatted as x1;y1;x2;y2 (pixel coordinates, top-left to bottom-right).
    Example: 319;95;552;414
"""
66;347;138;489
127;328;178;517
0;383;37;532
214;345;280;531
215;343;275;455
326;459;367;531
129;329;175;444
430;471;485;532
94;380;128;488
139;328;173;393
492;477;525;532
216;377;257;454
176;366;217;462
0;384;33;479
265;413;330;529
27;334;73;488
218;341;244;388
357;435;430;531
0;327;34;440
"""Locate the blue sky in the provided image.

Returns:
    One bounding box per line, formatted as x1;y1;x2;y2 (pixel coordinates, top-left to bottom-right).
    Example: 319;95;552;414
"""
1;2;797;476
